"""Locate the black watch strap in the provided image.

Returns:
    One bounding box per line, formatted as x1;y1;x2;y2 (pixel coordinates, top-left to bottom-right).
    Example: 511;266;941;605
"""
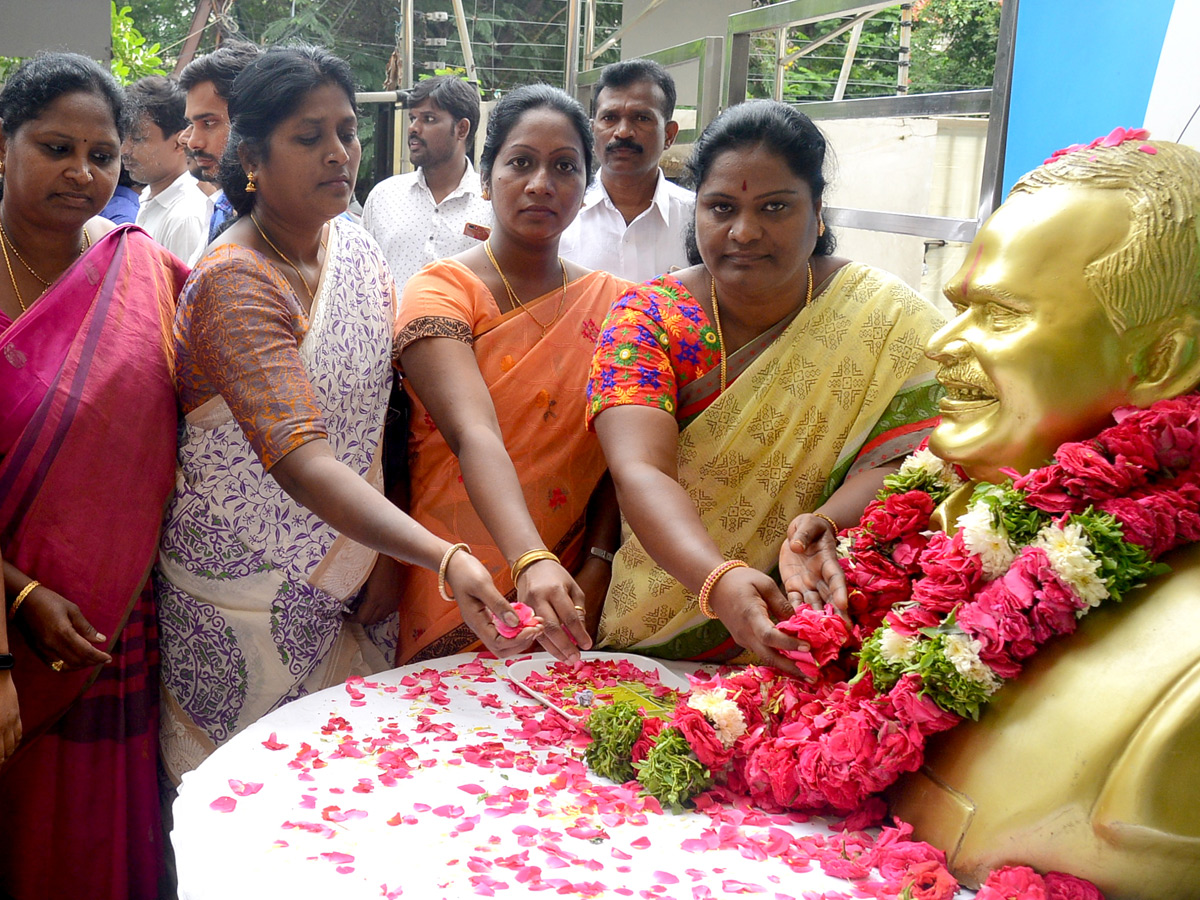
0;654;13;670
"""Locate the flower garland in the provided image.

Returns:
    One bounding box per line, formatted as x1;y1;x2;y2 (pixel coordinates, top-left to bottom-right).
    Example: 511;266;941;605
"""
588;393;1200;819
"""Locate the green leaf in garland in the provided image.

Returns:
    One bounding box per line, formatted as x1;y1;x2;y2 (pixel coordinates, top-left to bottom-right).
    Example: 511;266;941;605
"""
912;633;999;720
635;727;711;810
857;626;905;691
971;482;1045;546
584;701;645;784
1070;509;1171;602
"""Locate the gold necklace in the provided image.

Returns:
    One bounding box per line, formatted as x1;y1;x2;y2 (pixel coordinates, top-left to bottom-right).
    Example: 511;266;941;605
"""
251;213;317;303
0;223;51;286
1;223;90;313
483;239;568;337
710;260;813;393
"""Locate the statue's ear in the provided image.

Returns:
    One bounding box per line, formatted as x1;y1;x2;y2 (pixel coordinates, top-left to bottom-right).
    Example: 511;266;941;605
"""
1127;313;1200;406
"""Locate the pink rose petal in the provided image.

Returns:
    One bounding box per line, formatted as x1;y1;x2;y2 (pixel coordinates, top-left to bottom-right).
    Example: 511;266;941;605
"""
209;796;237;813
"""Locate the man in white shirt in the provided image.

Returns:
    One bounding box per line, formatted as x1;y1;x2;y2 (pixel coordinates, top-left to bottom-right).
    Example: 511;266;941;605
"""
178;42;261;256
362;76;493;289
559;59;694;282
122;76;209;262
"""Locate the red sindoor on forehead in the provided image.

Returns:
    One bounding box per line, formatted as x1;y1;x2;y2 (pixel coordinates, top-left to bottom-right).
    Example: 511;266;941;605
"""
741;180;747;192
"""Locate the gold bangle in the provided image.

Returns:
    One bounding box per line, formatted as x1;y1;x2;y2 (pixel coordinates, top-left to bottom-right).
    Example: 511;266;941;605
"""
813;512;840;535
697;560;748;619
9;580;39;620
510;548;560;586
438;543;471;602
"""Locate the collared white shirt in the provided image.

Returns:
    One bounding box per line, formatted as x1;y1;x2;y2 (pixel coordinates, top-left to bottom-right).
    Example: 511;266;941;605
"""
362;158;493;289
136;170;210;263
558;168;694;283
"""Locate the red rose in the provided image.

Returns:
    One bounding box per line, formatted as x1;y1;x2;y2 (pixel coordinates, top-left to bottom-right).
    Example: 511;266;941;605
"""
844;549;914;612
886;603;942;637
1096;424;1159;472
911;531;986;613
1043;871;1105;900
887;674;961;735
1055;442;1141;499
1014;465;1083;514
905;859;959;900
671;704;732;769
860;491;936;543
630;716;665;764
977;865;1048;900
777;607;853;679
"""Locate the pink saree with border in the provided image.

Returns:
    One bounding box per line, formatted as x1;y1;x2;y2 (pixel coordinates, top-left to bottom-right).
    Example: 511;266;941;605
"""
0;225;187;900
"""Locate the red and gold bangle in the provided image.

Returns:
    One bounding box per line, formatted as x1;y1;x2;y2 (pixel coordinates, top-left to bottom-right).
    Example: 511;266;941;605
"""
813;512;840;535
697;560;748;619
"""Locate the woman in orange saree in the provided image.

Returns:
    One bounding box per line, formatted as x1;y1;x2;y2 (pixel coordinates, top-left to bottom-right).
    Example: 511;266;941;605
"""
396;85;630;664
0;53;188;900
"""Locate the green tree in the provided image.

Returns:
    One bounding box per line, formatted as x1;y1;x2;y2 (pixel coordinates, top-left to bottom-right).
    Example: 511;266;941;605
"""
0;3;167;86
110;3;167;83
909;0;1001;93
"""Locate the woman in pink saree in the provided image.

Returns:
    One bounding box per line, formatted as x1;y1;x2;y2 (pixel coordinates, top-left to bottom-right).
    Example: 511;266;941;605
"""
0;54;189;900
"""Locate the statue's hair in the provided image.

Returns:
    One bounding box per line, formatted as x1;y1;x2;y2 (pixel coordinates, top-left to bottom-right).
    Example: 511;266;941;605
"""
1010;140;1200;333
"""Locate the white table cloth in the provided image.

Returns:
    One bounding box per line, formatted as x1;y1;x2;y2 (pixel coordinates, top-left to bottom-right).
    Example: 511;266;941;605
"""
172;652;973;899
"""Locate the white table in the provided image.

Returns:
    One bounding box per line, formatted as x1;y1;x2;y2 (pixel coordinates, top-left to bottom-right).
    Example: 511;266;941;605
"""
173;652;973;899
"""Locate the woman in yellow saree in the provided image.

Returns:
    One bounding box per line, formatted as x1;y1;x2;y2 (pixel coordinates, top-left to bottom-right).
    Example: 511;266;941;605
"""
396;86;630;664
587;101;945;670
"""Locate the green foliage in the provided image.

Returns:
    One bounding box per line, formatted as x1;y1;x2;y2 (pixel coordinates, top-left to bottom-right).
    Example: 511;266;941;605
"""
751;0;1000;102
1070;510;1170;603
909;0;1002;93
111;3;166;83
635;728;711;810
970;481;1042;546
584;701;645;784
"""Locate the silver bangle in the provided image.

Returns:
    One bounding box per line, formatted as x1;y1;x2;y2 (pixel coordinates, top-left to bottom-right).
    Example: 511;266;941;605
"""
589;546;615;564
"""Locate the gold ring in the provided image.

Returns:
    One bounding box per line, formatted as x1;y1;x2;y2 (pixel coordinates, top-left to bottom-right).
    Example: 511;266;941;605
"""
573;604;585;612
50;660;65;672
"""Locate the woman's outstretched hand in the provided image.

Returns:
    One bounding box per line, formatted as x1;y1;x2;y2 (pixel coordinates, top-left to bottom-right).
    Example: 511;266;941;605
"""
515;559;591;662
779;513;849;622
447;552;544;657
17;585;112;671
708;566;806;677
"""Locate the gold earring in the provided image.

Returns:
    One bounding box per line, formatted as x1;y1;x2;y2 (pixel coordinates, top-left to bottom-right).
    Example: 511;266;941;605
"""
0;159;5;176
246;171;257;193
481;186;490;201
818;218;826;237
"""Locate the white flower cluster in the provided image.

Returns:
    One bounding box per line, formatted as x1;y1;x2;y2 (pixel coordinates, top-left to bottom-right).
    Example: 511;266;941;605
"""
1034;521;1109;612
687;688;747;749
879;626;918;664
899;447;965;493
943;633;1001;691
957;503;1016;580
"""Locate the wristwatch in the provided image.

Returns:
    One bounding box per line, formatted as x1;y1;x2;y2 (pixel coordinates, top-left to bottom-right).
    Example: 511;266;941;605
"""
589;546;615;564
0;654;13;670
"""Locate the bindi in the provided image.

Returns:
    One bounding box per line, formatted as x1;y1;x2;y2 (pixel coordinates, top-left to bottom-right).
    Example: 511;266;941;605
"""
741;180;747;192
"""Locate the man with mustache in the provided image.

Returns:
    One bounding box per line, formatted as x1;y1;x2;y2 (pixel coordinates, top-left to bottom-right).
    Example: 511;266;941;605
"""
559;58;693;282
122;75;209;263
178;41;261;261
362;75;492;288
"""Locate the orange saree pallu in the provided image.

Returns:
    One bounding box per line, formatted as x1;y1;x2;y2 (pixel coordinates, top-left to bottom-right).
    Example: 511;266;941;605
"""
0;226;186;900
395;260;627;664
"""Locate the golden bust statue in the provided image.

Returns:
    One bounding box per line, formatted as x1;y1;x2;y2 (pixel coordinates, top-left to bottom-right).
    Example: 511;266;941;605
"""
890;139;1200;898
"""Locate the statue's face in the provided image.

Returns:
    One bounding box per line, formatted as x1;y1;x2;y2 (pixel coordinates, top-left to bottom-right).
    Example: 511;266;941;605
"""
927;185;1138;482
